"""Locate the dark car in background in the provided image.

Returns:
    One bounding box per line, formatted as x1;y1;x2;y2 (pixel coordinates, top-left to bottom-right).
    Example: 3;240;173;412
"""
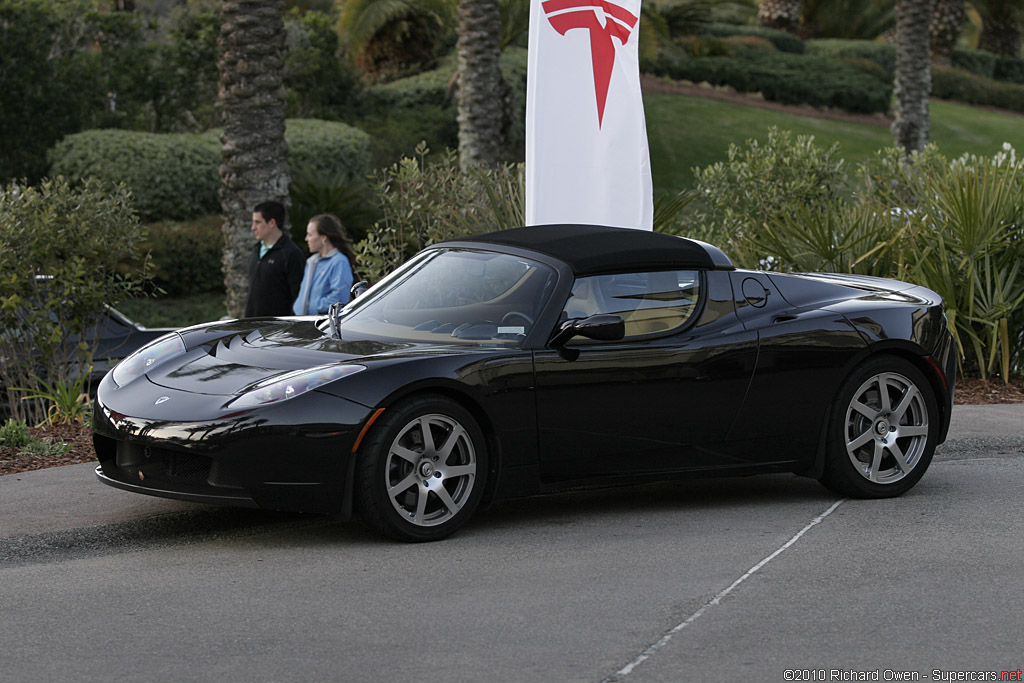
92;224;956;541
1;304;173;417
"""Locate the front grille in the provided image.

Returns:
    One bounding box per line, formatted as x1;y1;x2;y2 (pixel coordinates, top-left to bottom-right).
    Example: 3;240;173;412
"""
114;441;242;489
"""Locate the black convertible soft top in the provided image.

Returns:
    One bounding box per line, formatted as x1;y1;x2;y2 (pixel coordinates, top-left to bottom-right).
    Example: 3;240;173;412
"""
446;224;734;275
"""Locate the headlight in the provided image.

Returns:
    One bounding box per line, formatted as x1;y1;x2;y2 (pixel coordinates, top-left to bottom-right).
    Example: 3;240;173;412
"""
111;333;187;387
226;364;365;409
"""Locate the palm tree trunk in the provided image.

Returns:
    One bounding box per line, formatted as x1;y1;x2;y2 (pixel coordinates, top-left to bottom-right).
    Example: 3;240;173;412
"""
217;0;290;317
456;0;507;169
758;0;802;34
930;0;967;64
892;0;932;157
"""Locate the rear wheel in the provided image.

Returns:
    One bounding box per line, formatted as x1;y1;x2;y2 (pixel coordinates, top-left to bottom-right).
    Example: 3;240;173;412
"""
355;395;487;541
820;356;938;498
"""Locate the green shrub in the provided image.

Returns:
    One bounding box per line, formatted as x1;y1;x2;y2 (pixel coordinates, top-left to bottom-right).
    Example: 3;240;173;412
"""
142;216;224;297
932;66;1024;113
687;127;849;268
951;48;998;78
21;438;71;458
289;169;380;245
360;48;529;168
0;418;32;448
281;119;372;184
664;51;891;114
698;22;805;54
357;144;524;283
806;39;895;75
0;177;151;424
994;56;1024;85
49;119;373;223
48;129;221;221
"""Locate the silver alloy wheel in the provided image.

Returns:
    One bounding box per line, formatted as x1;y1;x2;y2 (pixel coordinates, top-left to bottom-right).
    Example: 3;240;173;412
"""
385;413;477;527
844;371;930;484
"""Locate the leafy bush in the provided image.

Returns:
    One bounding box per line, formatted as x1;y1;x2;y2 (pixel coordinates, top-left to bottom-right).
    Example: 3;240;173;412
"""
142;216;224;297
0;177;151;424
359;48;529;168
686;127;849;267
806;39;895;75
284;9;362;120
49;120;373;223
289;169;380;246
283;119;373;184
662;50;891;114
951;48;998;79
48;129;221;222
698;22;805;54
931;66;1024;114
863;144;1024;381
0;418;32;448
682;133;1024;379
357;144;524;283
994;56;1024;85
16;372;91;426
21;438;71;458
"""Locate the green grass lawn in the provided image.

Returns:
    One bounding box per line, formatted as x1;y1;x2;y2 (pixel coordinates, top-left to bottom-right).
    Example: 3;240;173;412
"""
645;93;1024;194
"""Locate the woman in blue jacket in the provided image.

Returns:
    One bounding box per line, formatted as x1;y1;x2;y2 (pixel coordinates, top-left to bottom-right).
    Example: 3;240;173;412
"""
293;214;357;315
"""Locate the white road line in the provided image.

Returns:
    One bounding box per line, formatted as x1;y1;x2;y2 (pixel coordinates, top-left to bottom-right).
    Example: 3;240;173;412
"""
606;498;846;681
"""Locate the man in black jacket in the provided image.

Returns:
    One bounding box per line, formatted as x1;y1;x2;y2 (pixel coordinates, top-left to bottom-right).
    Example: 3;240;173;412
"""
245;201;305;317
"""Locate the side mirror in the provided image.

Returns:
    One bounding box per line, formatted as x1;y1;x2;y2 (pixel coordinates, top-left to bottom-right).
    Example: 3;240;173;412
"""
549;314;625;348
350;281;370;300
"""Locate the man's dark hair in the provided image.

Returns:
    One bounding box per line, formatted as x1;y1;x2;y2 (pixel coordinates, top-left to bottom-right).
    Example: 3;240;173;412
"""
254;200;286;229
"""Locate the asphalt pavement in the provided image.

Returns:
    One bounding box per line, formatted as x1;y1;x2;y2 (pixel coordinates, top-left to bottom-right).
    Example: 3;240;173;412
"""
2;404;1021;540
1;404;1022;683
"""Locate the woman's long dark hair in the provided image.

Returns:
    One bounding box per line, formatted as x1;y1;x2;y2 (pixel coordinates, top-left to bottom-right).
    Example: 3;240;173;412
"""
309;214;357;266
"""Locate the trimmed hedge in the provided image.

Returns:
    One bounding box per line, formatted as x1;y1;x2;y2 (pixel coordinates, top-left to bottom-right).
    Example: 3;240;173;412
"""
995;55;1024;84
655;50;892;114
698;22;805;54
807;39;895;75
951;49;1024;84
49;119;372;221
932;65;1024;113
951;48;997;78
48;130;221;221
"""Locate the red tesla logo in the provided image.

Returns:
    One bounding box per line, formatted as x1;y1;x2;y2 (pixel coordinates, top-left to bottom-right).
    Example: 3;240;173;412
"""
542;0;638;127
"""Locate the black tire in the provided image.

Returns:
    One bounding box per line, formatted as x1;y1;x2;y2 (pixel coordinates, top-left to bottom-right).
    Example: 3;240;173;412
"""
355;395;487;542
819;356;939;498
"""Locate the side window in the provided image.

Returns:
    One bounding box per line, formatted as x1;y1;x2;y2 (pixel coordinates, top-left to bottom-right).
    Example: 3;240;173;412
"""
562;270;702;339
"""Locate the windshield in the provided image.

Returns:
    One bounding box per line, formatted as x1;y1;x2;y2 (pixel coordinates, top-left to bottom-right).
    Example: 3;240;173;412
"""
337;249;557;347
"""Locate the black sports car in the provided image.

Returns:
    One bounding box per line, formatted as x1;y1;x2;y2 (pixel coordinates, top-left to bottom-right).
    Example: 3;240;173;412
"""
93;224;956;541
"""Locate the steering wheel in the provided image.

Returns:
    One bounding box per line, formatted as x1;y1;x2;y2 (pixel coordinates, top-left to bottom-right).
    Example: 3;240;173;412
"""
500;311;535;328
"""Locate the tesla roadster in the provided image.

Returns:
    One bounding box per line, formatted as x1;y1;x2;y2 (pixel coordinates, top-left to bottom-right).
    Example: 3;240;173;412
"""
93;224;956;541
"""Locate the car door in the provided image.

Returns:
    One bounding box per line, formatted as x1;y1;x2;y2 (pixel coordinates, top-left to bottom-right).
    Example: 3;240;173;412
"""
533;269;757;483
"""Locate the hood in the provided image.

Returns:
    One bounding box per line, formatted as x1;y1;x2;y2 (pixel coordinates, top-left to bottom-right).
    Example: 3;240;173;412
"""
147;318;457;396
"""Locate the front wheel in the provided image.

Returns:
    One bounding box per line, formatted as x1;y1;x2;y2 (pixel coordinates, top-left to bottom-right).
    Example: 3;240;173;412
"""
355;395;487;541
820;356;938;498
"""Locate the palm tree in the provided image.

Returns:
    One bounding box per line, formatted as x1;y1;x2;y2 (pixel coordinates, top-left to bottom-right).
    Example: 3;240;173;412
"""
930;0;967;64
975;0;1023;57
337;0;454;80
758;0;802;33
217;0;290;317
456;0;507;168
891;0;932;157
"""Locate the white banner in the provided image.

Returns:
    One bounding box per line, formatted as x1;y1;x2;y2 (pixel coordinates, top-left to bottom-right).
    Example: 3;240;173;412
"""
525;0;653;231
